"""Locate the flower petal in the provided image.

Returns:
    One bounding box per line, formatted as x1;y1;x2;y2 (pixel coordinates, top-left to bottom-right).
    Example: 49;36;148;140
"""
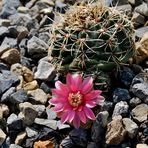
84;90;102;101
77;110;86;124
85;101;96;108
61;112;70;123
52;89;67;98
53;104;64;112
83;106;96;120
55;81;69;93
81;77;93;94
68;110;75;122
66;73;82;92
73;113;80;128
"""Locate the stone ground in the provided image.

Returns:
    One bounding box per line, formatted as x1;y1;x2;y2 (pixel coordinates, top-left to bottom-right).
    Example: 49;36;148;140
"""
0;0;147;148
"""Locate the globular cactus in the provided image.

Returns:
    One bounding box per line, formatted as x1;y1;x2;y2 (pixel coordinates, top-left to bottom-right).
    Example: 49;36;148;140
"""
48;1;135;89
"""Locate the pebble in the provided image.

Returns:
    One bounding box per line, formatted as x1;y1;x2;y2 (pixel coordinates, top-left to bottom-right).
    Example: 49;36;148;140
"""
18;102;38;126
34;61;56;81
0;129;6;146
15;131;27;145
60;136;75;148
28;88;48;104
9;144;23;148
10;89;28;104
129;97;142;107
17;6;29;13
123;118;138;138
105;115;126;145
0;19;11;27
27;36;48;58
33;105;46;117
91;111;109;143
0;48;20;65
23;80;39;91
136;144;148;148
34;118;57;130
135;2;148;17
57;120;70;130
69;128;88;147
46;107;57;120
113;88;131;103
0;104;9;118
112;101;129;117
131;103;148;122
1;37;17;49
0;26;9;39
0;70;19;95
25;127;38;138
22;66;34;82
128;0;143;6
136;26;148;38
33;140;54;148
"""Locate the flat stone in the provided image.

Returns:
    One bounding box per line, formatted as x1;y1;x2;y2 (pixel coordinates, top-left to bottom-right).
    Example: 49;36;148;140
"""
23;80;39;91
22;66;33;82
1;37;17;49
33;105;45;117
18;102;38;126
123;118;138;138
113;88;131;103
0;19;11;27
136;144;148;148
112;101;129;117
34;140;54;148
92;111;109;143
128;0;142;6
0;129;6;146
10;63;22;76
0;48;20;65
130;97;141;107
60;136;75;148
25;127;38;138
57;121;70;130
17;6;29;13
0;70;19;95
131;104;148;122
136;26;148;38
135;2;148;17
34;61;56;81
27;36;48;58
15;131;27;145
34;118;57;130
28;88;48;104
46;108;57;120
0;26;9;39
105;115;126;145
0;104;9;118
9;144;23;148
10;89;28;104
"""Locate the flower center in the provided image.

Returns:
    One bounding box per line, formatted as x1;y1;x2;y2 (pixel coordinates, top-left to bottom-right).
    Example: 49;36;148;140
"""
68;91;83;107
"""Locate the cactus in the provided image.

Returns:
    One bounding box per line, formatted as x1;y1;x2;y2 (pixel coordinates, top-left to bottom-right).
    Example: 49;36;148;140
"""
48;1;135;89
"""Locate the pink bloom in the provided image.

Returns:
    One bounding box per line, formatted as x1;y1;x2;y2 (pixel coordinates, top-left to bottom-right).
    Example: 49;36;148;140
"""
49;73;103;128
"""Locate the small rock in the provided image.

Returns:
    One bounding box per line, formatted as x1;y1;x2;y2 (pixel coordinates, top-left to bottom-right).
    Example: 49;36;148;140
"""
27;36;48;58
123;118;138;138
46;108;57;120
128;0;142;6
131;103;148;122
0;62;8;71
19;38;28;56
1;37;17;49
130;97;141;107
119;67;135;87
25;127;38;138
0;70;19;95
0;19;11;27
112;101;129;117
34;118;57;130
34;140;54;148
40;82;51;93
55;0;67;13
136;26;148;38
23;80;38;91
17;6;29;13
15;131;27;145
0;104;9;118
18;102;38;126
60;136;75;148
69;128;88;147
34;61;56;81
0;26;9;39
10;63;22;76
135;2;148;17
0;129;6;146
136;144;148;148
9;144;23;148
39;15;52;28
28;88;48;104
87;142;98;148
105;115;126;145
22;66;33;82
131;73;148;103
1;48;20;65
92;111;109;143
57;121;70;130
101;100;113;113
113;88;131;103
10;89;28;104
33;105;46;117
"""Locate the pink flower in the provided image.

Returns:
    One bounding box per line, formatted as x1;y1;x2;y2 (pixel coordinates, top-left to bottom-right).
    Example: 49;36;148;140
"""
49;73;103;128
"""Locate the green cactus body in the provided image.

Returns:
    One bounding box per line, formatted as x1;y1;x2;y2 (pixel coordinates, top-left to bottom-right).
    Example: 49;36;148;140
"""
48;2;135;90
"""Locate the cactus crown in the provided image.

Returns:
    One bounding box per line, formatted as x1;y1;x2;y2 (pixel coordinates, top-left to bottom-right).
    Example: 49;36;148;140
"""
48;1;135;74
